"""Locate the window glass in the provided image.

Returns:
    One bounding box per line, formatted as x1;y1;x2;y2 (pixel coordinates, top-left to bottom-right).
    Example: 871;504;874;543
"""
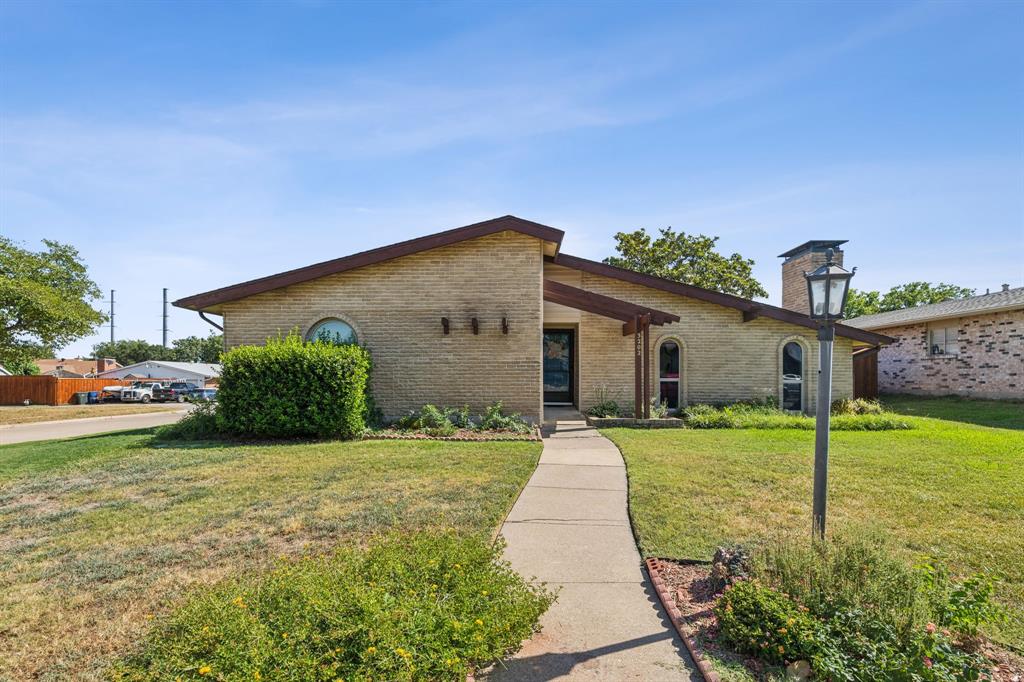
307;319;357;345
658;341;681;410
930;325;958;355
781;341;803;411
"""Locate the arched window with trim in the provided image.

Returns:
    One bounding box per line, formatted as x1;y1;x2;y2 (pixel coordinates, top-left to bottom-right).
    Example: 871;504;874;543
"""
306;318;357;345
658;340;681;410
781;341;804;412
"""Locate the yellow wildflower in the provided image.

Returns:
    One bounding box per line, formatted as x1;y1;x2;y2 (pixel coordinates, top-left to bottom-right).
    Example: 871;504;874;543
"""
198;665;212;676
777;627;787;634
282;632;289;639
778;646;785;654
481;590;488;596
253;672;262;681
366;646;377;654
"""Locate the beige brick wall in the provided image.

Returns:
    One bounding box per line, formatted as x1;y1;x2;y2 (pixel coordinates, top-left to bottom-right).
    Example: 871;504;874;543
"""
571;271;854;415
874;310;1023;399
221;231;545;421
781;248;844;312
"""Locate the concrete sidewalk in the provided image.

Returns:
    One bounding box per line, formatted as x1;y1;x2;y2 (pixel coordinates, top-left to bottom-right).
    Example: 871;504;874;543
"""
0;410;188;445
483;412;698;681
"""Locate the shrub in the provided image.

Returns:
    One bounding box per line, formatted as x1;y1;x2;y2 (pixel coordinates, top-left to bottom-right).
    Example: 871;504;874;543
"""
831;397;884;416
479;402;531;434
418;404;457;437
217;332;371;439
715;580;821;666
444;405;474;429
586;400;622;418
111;532;554;682
154;401;221;441
682;402;912;430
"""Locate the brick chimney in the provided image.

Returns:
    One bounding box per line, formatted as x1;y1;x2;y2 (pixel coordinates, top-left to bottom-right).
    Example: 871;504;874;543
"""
778;240;848;312
95;357;116;373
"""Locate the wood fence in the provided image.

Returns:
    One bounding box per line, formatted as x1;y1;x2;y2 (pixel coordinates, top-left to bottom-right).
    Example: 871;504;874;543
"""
853;347;879;399
0;376;131;405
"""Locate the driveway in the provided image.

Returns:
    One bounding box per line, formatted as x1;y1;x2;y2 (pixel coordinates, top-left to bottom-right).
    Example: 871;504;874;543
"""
0;409;188;445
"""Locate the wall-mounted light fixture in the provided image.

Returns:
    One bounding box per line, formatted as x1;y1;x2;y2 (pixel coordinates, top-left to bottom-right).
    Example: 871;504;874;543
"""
471;317;479;335
441;317;450;335
502;317;509;334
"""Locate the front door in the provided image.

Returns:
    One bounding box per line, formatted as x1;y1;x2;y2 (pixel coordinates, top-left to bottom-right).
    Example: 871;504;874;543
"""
543;329;574;404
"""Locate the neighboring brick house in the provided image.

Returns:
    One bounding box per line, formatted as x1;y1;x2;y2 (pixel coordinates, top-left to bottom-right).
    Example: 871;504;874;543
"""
845;286;1024;400
34;357;121;378
174;216;889;422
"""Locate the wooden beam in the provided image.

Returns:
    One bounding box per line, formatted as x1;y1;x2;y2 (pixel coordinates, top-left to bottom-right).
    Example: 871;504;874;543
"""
544;280;680;326
643;317;651;419
634;315;643;419
742;308;760;322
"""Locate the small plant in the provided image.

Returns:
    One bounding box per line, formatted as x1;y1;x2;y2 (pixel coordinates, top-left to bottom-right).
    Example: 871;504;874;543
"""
111;531;554;681
715;579;820;666
586;400;621;418
444;404;474;429
831;397;884;415
154;401;221;441
681;401;912;430
479;402;532;434
648;398;669;419
418;404;457;437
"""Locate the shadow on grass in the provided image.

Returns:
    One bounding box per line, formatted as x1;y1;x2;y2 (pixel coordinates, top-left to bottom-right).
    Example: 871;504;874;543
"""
881;394;1024;431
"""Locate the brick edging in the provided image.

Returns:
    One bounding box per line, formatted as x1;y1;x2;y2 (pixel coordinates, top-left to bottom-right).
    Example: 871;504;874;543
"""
362;427;542;443
645;557;721;682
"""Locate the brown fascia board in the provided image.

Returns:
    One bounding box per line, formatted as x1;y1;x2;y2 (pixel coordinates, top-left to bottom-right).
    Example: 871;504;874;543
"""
543;279;680;325
174;215;565;311
549;253;894;346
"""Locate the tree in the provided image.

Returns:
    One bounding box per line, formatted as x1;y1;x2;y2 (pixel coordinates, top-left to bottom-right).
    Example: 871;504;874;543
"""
0;237;105;368
604;228;768;299
170;334;223;362
846;282;975;319
92;339;173;366
5;358;40;375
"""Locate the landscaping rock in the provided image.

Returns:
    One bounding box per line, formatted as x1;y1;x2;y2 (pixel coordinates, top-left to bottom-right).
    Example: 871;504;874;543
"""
710;544;752;592
785;660;812;680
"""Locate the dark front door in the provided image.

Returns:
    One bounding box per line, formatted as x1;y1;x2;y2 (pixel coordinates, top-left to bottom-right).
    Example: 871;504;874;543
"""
543;329;574;404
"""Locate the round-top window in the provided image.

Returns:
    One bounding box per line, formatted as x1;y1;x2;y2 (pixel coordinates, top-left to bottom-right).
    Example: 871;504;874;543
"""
306;318;357;345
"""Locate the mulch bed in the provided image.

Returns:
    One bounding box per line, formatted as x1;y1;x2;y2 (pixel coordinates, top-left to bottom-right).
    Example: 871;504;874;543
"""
649;558;1024;681
362;427;541;442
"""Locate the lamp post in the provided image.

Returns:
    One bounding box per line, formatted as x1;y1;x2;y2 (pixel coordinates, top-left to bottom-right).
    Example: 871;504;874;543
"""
804;249;855;540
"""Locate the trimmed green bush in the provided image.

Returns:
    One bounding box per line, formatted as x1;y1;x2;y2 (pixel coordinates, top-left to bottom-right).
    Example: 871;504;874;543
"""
154;401;220;441
682;401;912;431
217;333;371;439
110;532;554;681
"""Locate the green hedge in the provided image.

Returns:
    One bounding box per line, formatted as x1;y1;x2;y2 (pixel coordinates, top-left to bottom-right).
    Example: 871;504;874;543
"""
110;532;554;681
217;333;371;439
682;402;913;431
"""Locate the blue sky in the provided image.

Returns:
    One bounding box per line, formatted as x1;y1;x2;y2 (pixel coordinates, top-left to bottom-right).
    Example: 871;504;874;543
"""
2;0;1022;358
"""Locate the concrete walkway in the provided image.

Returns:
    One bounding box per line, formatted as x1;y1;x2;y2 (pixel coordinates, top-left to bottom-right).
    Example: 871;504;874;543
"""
483;410;698;681
0;410;188;445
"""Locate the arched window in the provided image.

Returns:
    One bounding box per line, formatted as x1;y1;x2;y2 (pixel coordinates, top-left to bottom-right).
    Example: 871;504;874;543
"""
658;340;681;410
781;341;804;412
306;318;357;345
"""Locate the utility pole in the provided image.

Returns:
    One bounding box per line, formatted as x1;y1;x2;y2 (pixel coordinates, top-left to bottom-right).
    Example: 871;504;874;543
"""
162;288;169;348
110;289;116;343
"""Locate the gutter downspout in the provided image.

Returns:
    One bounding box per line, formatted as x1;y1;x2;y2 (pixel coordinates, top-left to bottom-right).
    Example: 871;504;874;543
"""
198;311;224;332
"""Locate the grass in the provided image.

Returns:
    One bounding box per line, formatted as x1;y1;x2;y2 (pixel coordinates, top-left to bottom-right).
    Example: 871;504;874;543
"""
880;394;1024;430
604;402;1024;649
0;403;184;425
0;432;541;680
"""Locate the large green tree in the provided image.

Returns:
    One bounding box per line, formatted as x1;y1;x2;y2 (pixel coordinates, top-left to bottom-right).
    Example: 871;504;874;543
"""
846;282;975;319
0;237;105;368
92;334;223;365
604;228;768;299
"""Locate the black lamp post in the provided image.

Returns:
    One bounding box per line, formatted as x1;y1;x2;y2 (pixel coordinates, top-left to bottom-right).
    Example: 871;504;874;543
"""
804;249;855;539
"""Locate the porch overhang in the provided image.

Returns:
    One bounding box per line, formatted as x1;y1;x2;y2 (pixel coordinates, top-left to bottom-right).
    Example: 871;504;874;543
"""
543;280;680;419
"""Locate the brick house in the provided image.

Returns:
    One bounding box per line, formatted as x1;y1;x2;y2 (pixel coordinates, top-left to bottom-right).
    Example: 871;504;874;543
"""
845;285;1024;400
174;216;889;422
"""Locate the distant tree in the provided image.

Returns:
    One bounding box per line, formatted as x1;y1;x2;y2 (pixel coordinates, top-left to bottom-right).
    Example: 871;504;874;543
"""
0;237;105;369
604;228;768;299
170;334;223;363
846;282;975;319
5;358;40;375
92;339;173;366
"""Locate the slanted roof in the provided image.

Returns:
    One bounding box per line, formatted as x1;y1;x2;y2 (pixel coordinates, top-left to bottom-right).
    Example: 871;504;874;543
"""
175;215;564;312
549;253;893;346
98;361;222;378
845;286;1024;330
543;280;680;333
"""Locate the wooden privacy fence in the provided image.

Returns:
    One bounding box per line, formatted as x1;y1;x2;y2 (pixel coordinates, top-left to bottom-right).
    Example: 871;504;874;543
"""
0;376;131;406
853;347;880;399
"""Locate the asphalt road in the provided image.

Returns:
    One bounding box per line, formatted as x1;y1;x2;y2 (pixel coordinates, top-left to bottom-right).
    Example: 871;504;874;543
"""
0;410;188;445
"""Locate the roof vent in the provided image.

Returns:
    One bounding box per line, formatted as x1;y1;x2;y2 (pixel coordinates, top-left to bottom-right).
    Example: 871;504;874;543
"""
1003;283;1010;292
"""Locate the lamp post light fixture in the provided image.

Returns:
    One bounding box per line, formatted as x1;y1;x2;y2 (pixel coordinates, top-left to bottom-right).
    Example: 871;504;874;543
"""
804;249;855;539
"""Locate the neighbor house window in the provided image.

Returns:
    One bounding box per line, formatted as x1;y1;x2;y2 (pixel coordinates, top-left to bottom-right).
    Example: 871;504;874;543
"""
781;341;804;412
306;318;357;345
658;340;681;410
929;324;959;356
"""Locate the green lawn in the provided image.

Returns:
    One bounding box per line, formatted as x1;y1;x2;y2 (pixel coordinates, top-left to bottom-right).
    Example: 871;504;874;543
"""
0;432;541;680
880;394;1024;430
604;405;1024;648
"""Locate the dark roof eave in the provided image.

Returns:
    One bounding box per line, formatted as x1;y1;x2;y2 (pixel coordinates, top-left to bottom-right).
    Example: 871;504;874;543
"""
549;253;894;346
174;215;564;311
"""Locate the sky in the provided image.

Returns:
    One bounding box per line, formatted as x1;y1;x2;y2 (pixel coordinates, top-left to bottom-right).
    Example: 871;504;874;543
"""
2;0;1022;358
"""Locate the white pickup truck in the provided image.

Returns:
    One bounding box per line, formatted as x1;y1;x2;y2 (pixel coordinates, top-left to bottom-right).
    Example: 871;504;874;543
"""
119;381;166;403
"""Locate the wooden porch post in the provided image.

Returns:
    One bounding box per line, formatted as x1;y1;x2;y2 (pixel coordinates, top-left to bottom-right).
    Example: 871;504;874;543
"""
634;315;643;419
643;317;650;419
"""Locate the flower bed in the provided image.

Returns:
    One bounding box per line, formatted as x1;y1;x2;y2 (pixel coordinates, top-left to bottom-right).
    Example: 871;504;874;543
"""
364;428;540;442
